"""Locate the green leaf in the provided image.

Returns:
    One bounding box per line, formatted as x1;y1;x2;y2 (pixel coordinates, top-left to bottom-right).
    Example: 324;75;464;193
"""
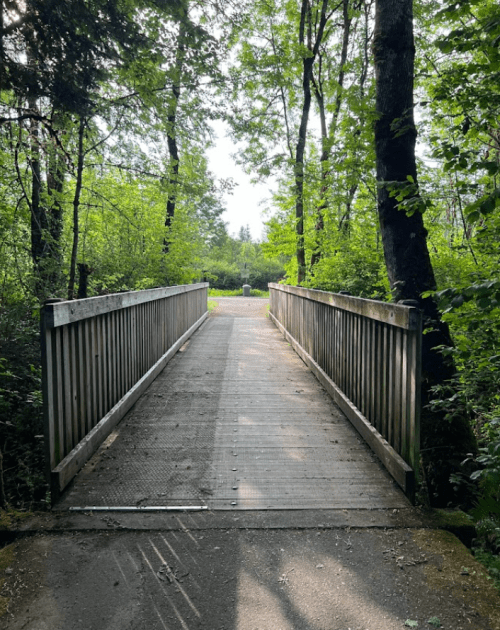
405;621;418;628
466;210;480;223
427;617;441;628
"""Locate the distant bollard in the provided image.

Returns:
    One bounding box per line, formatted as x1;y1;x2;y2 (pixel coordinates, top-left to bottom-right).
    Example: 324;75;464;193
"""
242;284;251;297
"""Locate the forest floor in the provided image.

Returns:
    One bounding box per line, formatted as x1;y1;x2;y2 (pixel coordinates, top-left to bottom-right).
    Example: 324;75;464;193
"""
1;510;500;630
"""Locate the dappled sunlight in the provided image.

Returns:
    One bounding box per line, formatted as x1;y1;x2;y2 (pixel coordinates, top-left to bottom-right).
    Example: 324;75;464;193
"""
283;447;306;461
237;479;264;507
238;414;256;425
277;552;385;629
163;533;202;576
149;539;201;619
236;568;293;630
229;530;432;630
137;543;190;630
174;516;200;545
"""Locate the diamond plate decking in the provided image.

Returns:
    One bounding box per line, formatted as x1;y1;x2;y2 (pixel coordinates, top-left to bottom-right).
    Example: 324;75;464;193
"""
55;297;409;510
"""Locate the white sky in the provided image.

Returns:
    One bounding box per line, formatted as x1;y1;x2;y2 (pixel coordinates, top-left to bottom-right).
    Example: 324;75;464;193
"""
206;121;275;242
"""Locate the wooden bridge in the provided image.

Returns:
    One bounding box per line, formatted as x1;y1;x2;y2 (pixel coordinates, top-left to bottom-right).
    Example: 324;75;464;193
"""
41;284;422;511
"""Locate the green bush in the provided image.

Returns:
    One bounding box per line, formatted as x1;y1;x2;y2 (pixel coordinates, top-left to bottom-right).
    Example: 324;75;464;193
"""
0;304;48;509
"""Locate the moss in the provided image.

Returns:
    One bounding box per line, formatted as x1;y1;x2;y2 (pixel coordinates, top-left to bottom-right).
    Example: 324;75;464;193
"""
0;543;15;617
425;508;476;547
0;509;33;531
412;529;500;629
428;508;473;529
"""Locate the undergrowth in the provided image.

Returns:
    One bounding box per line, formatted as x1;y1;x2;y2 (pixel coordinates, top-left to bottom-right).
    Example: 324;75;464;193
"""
208;288;269;298
0;303;48;511
427;285;500;591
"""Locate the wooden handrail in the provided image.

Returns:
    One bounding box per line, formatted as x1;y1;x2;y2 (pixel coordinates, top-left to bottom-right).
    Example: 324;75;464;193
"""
41;283;209;500
268;283;422;501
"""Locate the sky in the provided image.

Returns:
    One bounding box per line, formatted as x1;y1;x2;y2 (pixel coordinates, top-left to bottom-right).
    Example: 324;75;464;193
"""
206;121;276;242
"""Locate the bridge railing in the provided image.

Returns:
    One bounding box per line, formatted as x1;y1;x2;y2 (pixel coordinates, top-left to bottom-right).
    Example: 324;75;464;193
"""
41;283;208;500
269;283;422;500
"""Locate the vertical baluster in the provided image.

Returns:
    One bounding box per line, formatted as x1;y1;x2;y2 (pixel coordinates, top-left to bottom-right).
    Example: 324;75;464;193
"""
339;307;344;388
401;329;409;462
379;323;388;440
144;302;149;372
393;327;403;454
60;325;72;457
386;325;395;447
369;320;377;426
355;314;361;411
360;317;368;419
76;321;86;441
139;303;144;378
344;312;351;401
69;324;79;447
109;310;117;409
408;322;422;474
53;327;64;463
354;313;360;406
97;315;105;422
42;327;57;470
131;304;137;388
102;313;110;416
117;308;124;401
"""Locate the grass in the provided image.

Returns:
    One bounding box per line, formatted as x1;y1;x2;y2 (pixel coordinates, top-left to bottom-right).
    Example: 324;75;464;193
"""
208;288;269;298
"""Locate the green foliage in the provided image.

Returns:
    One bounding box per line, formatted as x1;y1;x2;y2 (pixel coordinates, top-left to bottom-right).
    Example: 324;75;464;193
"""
0;304;47;509
202;228;285;291
208;288;269;297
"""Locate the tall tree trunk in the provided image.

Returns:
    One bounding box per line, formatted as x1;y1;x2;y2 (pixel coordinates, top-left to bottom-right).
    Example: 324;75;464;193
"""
46;121;65;292
295;55;314;285
295;0;329;285
310;0;352;270
27;60;65;299
374;0;476;506
68;117;85;300
28;95;46;281
163;21;186;254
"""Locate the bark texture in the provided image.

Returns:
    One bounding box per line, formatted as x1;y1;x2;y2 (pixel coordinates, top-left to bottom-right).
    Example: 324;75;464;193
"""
68;117;85;300
163;21;185;255
374;0;476;506
310;0;352;270
295;0;329;284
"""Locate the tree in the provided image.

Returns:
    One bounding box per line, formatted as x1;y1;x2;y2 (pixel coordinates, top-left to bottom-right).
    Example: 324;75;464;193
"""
373;0;476;505
238;224;252;242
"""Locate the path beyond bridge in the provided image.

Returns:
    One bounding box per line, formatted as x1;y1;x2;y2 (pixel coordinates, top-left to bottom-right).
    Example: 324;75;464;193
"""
55;297;408;511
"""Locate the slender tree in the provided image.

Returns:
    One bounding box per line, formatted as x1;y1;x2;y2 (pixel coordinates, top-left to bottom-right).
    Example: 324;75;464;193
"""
295;0;330;284
164;19;187;253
